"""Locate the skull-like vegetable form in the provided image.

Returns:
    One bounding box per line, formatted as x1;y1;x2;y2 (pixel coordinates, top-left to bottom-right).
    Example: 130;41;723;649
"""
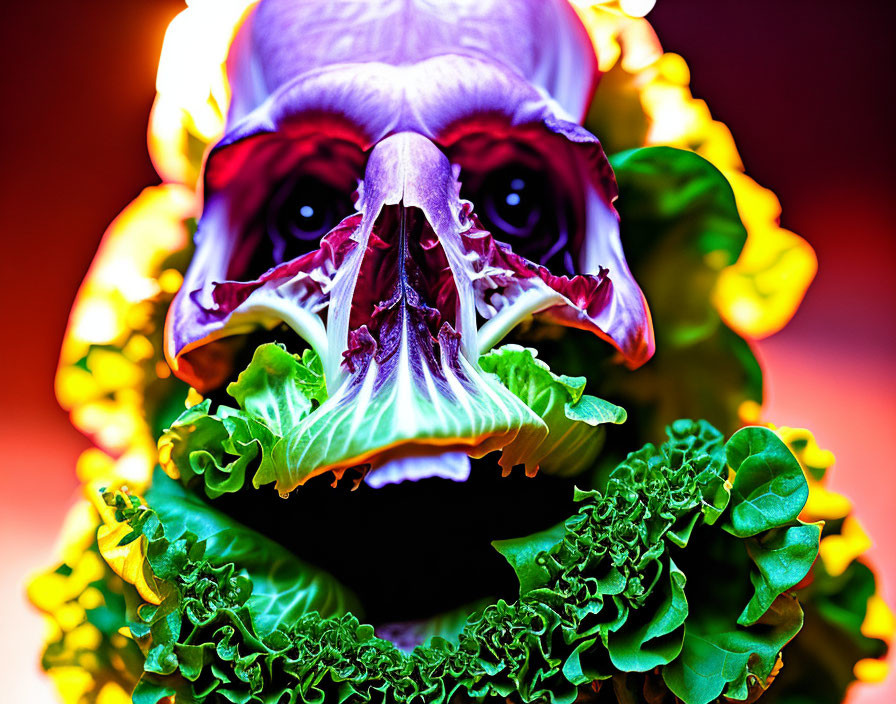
166;0;653;493
33;5;858;703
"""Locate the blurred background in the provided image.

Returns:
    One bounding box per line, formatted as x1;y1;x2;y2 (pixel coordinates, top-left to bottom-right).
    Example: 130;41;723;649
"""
0;0;893;701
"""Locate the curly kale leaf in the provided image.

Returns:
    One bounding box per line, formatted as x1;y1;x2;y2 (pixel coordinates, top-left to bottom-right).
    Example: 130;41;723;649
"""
101;421;817;704
144;472;359;632
101;469;359;698
494;422;817;703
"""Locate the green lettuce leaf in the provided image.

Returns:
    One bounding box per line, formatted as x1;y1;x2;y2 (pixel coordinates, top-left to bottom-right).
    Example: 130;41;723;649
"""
520;147;759;458
606;561;689;672
160;400;260;498
611;147;747;346
104;469;359;687
160;343;325;498
164;342;623;496
267;344;545;491
662;593;804;704
226;345;327;428
164;342;548;495
740;523;820;626
658;426;818;703
724;426;810;538
479;344;626;476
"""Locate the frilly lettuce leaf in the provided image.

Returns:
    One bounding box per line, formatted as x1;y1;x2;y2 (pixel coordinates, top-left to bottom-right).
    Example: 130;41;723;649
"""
101;420;818;704
162;342;623;496
158;399;260;498
494;422;817;703
268;327;545;492
663;593;803;704
479;344;626;476
226;344;327;427
158;343;324;498
163;341;546;496
492;522;567;594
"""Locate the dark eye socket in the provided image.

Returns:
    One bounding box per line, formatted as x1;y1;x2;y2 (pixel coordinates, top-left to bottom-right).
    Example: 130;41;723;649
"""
479;166;546;239
267;175;354;263
467;163;576;273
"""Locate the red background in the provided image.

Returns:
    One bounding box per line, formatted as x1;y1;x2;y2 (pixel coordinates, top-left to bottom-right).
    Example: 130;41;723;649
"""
1;1;893;701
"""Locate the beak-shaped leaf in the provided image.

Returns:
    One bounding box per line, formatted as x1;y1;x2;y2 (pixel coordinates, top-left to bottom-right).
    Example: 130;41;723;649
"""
254;134;549;491
165;121;652;484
